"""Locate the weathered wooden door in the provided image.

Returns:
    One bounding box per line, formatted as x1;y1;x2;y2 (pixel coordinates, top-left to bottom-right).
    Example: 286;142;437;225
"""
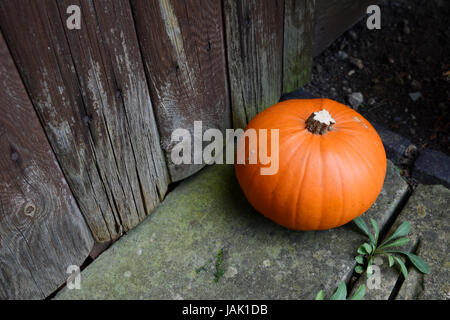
0;31;93;299
0;0;322;299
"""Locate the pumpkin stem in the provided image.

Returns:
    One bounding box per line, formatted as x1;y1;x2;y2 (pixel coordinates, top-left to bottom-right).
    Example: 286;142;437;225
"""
305;109;336;135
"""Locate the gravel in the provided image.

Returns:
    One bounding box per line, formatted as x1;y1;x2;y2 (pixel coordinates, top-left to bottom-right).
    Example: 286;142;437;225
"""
348;92;364;109
305;0;449;156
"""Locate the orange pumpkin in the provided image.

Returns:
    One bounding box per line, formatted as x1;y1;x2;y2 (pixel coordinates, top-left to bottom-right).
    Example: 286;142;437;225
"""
235;98;387;230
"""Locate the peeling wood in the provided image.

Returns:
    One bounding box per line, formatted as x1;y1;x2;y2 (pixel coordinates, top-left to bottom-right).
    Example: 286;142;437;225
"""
0;0;169;242
0;31;93;299
131;0;231;181
223;0;284;129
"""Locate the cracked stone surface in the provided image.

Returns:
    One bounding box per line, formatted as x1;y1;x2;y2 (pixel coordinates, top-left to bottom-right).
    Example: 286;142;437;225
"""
56;161;407;300
395;184;450;300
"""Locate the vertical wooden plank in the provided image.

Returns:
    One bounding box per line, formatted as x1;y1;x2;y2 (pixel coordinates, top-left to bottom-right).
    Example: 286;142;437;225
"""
0;0;170;242
313;0;375;56
283;0;315;93
130;0;231;182
0;31;94;299
223;0;284;129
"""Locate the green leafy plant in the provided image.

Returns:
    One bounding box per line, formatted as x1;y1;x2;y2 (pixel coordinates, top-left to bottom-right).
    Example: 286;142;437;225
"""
315;281;365;300
195;249;226;283
353;217;430;279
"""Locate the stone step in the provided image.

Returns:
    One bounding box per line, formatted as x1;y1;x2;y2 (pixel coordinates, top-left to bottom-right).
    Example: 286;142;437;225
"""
56;160;408;299
349;184;450;300
413;149;450;188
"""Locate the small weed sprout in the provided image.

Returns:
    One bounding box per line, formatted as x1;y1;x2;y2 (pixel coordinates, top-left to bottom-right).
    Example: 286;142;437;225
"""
214;249;225;283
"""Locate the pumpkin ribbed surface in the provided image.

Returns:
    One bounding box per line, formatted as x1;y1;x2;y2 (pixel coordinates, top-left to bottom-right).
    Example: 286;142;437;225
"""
235;98;387;230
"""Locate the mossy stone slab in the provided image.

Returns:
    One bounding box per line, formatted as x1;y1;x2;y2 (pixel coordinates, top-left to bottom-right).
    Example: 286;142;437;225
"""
56;161;407;300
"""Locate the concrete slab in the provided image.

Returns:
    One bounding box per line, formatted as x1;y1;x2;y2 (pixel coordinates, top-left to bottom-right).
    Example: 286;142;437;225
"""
56;161;408;300
395;184;450;300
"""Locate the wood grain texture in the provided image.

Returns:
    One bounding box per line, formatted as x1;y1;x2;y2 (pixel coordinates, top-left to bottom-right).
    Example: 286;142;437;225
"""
223;0;284;129
283;0;315;93
0;0;170;242
131;0;230;182
0;31;93;299
313;0;376;56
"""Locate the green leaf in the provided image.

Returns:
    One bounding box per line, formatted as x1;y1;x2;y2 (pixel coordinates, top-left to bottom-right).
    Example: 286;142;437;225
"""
406;253;430;274
353;217;369;235
315;290;324;300
380;221;410;247
353;217;375;244
357;245;367;255
379;237;410;250
362;243;373;255
387;254;394;267
392;221;411;237
393;256;408;279
349;284;365;300
355;265;364;274
330;281;347;300
357;243;373;255
393;251;430;274
355;255;364;264
370;218;379;245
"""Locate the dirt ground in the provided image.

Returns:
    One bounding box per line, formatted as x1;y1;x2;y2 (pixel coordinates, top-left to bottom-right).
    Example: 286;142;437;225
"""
305;0;449;156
